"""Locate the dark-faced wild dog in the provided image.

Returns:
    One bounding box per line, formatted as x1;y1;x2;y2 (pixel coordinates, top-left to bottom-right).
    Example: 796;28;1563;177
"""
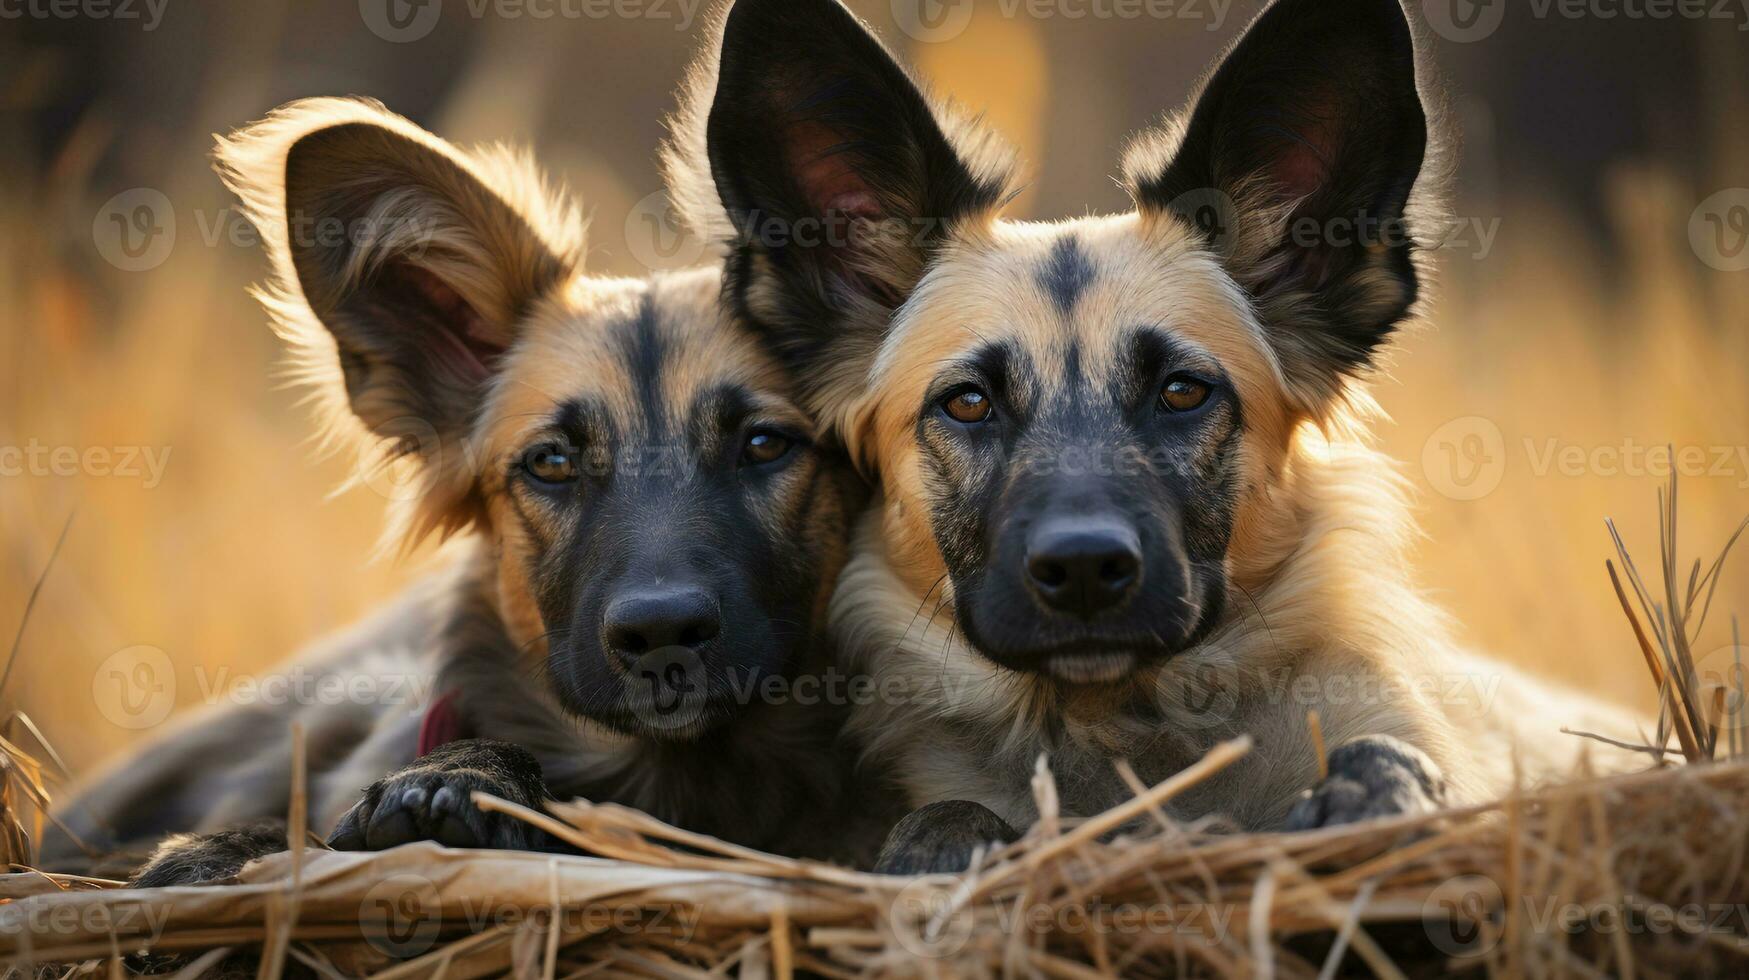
45;97;878;879
671;0;1649;871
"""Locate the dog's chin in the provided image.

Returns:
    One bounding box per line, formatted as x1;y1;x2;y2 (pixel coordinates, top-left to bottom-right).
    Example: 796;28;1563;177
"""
958;589;1212;685
966;638;1173;686
959;614;1182;686
578;692;748;744
552;633;794;744
1043;651;1139;685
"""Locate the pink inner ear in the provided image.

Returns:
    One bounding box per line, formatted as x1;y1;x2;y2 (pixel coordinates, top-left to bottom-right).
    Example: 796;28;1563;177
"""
1265;92;1350;204
783;121;885;220
393;262;505;385
1271;140;1333;203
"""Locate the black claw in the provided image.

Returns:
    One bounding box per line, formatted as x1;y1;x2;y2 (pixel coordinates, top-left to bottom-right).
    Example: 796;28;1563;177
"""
328;808;368;850
875;800;1019;875
367;803;417;849
1287;735;1449;831
400;783;430;814
327;739;550;854
431;784;463;816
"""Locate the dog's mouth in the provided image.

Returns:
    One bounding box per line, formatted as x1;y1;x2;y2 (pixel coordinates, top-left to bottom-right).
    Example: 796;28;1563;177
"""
956;572;1224;684
592;677;753;742
958;616;1189;686
1043;651;1138;685
552;643;781;743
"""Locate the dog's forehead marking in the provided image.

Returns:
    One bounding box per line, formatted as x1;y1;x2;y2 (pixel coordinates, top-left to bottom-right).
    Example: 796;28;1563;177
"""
869;214;1289;412
484;269;797;452
1037;235;1095;315
607;291;673;431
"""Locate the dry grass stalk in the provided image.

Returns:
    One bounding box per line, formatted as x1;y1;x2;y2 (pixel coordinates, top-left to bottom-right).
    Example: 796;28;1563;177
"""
1603;468;1749;763
2;748;1746;977
1;514;76;870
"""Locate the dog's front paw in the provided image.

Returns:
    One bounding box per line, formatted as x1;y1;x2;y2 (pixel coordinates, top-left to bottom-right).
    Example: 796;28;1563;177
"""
874;800;1020;875
328;739;551;851
130;821;289;888
1284;735;1449;831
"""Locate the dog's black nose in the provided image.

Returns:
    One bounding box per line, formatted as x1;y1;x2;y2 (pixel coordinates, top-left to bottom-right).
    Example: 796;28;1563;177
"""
602;587;721;661
1024;517;1142;619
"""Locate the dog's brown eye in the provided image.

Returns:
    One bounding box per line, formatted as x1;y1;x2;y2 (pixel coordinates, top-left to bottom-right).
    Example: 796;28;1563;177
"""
741;431;793;466
1160;376;1212;413
522;445;579;486
943;388;993;424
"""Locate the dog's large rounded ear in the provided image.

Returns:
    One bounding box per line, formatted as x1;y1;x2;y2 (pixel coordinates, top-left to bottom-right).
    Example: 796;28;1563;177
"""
1124;0;1431;412
668;0;1015;430
215;98;585;543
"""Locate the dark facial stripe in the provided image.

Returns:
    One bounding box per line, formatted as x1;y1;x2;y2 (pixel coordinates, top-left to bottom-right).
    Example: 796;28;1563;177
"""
925;340;1019;409
966;341;1015;404
1117;327;1232;414
686;382;761;461
611;292;668;430
1037;235;1095;315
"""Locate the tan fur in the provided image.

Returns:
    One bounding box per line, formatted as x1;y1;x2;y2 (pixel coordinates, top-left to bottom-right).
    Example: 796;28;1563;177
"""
836;426;1649;830
829;222;1648;825
48;98;874;869
658;0;1655;833
214;97;589;555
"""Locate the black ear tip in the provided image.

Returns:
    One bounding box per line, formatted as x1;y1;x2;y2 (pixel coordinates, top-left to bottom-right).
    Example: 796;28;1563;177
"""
719;0;782;49
1364;0;1417;45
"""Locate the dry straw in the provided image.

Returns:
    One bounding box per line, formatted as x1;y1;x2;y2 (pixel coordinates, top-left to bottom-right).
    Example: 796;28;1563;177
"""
2;478;1745;978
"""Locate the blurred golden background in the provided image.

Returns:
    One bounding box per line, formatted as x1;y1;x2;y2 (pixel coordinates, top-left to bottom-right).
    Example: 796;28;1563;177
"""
2;0;1746;779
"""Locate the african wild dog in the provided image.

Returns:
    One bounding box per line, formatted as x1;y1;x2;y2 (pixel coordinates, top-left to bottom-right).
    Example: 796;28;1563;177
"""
668;0;1650;872
45;97;882;879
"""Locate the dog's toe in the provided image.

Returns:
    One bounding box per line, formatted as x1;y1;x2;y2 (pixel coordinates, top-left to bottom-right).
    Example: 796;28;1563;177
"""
1285;735;1449;832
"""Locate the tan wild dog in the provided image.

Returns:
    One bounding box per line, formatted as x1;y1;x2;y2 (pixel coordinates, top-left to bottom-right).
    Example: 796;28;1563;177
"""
46;97;887;882
667;0;1650;871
